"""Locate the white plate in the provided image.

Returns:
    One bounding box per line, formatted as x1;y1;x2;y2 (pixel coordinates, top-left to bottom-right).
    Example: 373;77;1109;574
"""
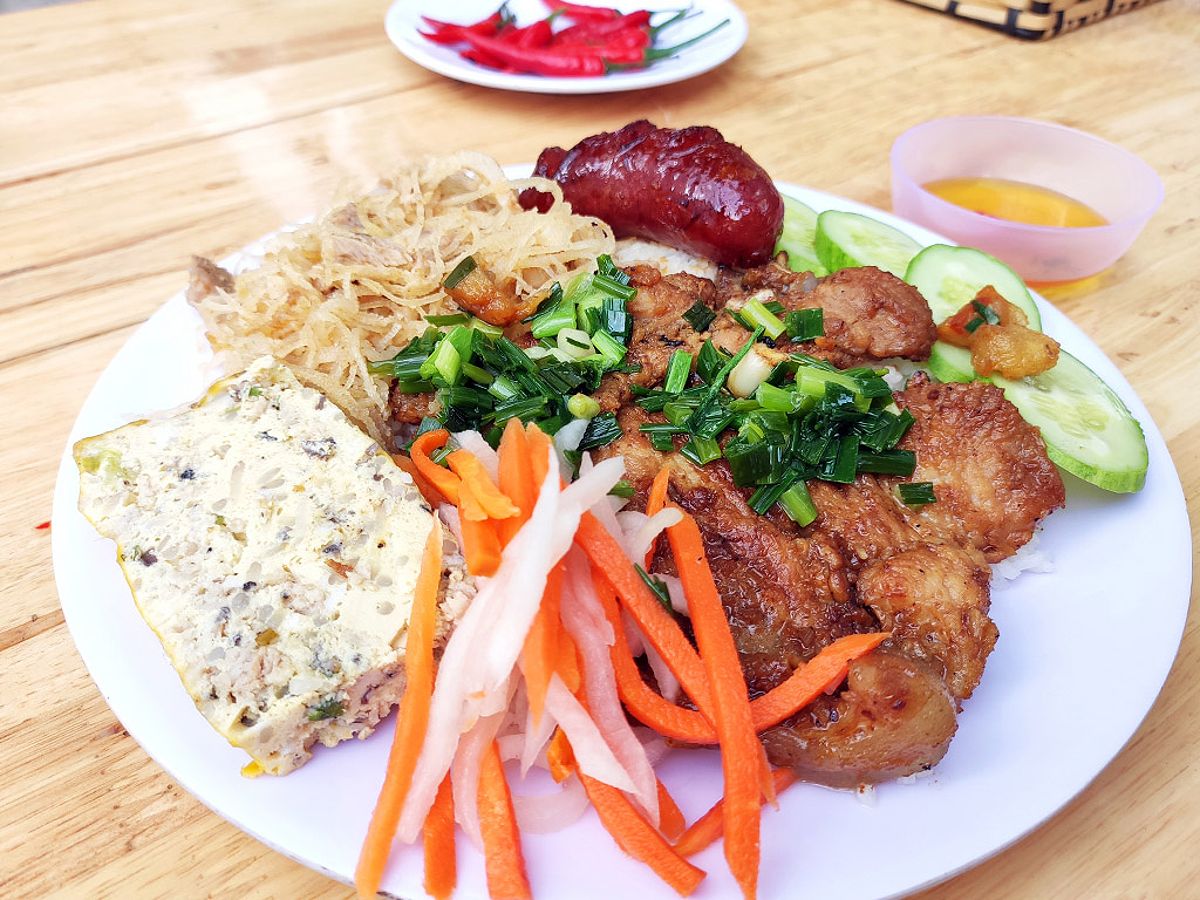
52;181;1192;899
384;0;748;94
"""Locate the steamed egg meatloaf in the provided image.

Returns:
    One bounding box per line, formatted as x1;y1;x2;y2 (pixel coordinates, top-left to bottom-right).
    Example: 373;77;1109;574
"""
74;357;474;775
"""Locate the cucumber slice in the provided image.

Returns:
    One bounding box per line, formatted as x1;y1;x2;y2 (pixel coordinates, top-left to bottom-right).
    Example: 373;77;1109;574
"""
814;210;922;278
905;244;1042;330
775;196;827;276
927;342;977;384
992;350;1148;493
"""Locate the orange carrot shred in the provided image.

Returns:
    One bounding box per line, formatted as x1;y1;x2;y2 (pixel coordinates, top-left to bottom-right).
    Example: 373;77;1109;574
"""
497;419;534;544
546;728;575;783
423;774;457;900
447;450;520;520
674;769;799;858
524;422;554;489
355;521;443;898
410;430;462;506
657;779;687;841
576;513;715;717
458;512;502;577
478;741;532;900
554;625;582;694
520;563;564;725
579;772;707;897
666;510;761;900
644;465;672;568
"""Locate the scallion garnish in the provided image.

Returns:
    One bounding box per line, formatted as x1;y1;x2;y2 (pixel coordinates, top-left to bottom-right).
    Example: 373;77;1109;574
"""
443;255;477;290
784;308;824;341
663;350;693;394
635;564;673;612
425;313;470;326
964;299;1002;333
856;449;917;477
567;393;601;419
578;412;622;451
680;435;722;466
898;481;937;506
682;300;717;333
778;481;818;525
738;299;787;339
609;480;636;499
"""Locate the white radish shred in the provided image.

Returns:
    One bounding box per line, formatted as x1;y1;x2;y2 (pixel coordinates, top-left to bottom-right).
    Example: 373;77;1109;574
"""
438;503;464;550
578;452;624;539
617;507;684;566
451;430;500;482
450;710;506;848
643;637;683;704
511;774;591;834
553;417;589;455
661;572;690;617
545;675;637;793
562;556;660;823
519;700;558;777
398;449;623;843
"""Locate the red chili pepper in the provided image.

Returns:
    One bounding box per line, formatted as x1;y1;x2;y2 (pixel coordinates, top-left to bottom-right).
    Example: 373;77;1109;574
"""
501;16;556;49
552;10;651;44
540;0;620;21
604;17;730;68
35;520;50;531
462;31;607;76
420;4;513;45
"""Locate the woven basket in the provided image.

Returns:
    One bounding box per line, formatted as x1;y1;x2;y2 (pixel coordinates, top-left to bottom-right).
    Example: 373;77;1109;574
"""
899;0;1162;40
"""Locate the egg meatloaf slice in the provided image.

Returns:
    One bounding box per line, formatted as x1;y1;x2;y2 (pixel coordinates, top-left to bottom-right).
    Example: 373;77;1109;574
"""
74;357;474;775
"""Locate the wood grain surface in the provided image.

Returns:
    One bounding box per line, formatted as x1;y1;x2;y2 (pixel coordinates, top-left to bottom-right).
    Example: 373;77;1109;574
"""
2;0;1197;897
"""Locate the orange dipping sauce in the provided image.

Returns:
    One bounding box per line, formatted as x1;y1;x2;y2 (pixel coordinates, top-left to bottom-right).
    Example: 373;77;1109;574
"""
922;177;1108;229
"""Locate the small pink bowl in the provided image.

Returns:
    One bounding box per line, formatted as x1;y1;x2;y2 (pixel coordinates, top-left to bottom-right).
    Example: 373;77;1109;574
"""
891;116;1163;283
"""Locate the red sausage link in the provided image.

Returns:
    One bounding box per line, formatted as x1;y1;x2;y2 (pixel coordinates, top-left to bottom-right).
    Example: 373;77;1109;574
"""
519;120;784;268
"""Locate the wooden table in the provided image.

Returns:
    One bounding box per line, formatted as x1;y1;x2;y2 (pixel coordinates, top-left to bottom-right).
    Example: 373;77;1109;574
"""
2;0;1197;896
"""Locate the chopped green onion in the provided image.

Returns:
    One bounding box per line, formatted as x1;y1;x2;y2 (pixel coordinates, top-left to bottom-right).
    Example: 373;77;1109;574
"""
487;375;520;402
663;351;693;394
598;296;632;342
469;317;503;337
724;436;774;487
778;481;818;525
529;289;576;339
680;435;722;466
857;449;917;476
590;329;628;366
738;298;787;339
682;301;716;333
898;481;937;506
609;480;636;499
419;337;462;386
443;255;477;290
461;362;493;385
425;313;469;326
578;412;622;451
784;308;824;341
557;327;594;360
486;396;548;425
695;340;727;383
820;434;860;484
429;446;454;466
568;393;601;419
596;254;631;285
394;378;435;394
685;328;763;436
635;564;673;612
755;381;800;413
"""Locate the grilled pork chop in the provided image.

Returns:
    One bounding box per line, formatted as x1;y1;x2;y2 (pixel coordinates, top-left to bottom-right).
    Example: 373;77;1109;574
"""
387;255;1063;786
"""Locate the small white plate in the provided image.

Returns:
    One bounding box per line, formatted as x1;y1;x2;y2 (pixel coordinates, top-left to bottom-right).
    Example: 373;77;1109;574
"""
384;0;749;94
53;181;1192;899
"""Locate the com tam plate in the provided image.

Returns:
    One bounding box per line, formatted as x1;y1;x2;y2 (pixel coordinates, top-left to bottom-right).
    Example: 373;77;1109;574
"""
384;0;749;95
52;181;1191;899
